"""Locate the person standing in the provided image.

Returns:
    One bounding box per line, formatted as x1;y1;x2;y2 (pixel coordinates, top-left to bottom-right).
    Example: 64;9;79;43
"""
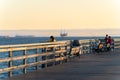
104;34;109;51
105;34;109;44
107;36;112;51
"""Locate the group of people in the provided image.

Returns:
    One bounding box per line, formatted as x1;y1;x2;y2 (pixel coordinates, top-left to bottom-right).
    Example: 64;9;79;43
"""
105;34;112;52
95;34;112;53
47;34;113;53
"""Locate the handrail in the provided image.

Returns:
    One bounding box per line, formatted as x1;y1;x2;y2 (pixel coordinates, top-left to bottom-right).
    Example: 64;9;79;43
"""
0;41;70;78
0;41;69;49
114;38;120;50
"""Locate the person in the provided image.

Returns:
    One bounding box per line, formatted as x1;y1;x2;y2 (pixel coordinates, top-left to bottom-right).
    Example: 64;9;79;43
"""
42;36;56;52
108;36;112;45
106;36;112;51
47;36;56;42
104;34;109;51
105;34;109;44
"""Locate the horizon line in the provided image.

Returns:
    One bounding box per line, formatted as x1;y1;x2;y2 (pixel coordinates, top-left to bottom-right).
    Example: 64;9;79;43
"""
0;28;120;31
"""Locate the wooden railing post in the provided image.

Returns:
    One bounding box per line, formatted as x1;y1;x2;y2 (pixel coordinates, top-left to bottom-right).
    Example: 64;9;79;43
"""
42;47;47;68
53;46;56;66
23;49;27;74
45;48;48;68
60;47;63;64
65;44;68;62
9;50;12;77
36;48;39;70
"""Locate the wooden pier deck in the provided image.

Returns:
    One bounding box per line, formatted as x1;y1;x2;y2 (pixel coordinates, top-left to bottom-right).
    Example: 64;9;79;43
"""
6;50;120;80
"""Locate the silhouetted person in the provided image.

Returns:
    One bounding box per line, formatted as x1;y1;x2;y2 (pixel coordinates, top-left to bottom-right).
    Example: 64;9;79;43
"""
104;34;109;51
105;34;109;44
107;36;112;51
42;36;56;52
47;36;56;42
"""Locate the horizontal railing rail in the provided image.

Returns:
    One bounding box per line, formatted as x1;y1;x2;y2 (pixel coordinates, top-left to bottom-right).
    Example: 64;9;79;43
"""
114;38;120;50
0;41;70;78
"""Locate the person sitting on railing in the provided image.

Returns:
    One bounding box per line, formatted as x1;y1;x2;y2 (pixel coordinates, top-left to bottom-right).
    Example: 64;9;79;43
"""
47;36;56;42
42;36;56;52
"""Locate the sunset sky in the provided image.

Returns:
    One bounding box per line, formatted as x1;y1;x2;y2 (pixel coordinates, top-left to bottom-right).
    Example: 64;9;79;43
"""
0;0;120;30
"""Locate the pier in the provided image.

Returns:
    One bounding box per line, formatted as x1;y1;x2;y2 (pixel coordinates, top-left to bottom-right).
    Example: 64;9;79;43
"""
6;50;120;80
0;38;120;80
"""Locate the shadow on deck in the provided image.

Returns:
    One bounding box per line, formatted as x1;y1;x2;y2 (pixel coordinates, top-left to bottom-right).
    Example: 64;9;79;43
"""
6;50;120;80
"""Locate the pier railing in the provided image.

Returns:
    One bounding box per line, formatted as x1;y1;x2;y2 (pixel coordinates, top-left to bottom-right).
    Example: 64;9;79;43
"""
0;38;120;78
114;38;120;50
0;41;70;78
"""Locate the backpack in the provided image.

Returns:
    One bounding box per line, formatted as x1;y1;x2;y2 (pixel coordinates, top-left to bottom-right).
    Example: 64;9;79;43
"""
72;40;80;46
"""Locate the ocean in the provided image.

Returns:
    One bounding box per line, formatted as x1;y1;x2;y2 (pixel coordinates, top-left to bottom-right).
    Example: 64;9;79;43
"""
0;37;99;45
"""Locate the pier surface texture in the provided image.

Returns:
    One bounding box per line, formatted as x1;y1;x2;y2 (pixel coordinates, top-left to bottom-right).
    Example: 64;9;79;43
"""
6;49;120;80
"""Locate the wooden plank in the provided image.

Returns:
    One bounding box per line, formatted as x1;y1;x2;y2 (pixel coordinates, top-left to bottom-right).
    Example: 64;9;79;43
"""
23;50;26;74
55;57;67;61
0;44;67;53
36;48;39;70
9;50;12;77
0;48;26;52
0;41;68;49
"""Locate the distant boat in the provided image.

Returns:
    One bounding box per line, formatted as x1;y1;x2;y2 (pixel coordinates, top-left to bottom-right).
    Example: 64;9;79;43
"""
60;30;68;37
15;35;34;38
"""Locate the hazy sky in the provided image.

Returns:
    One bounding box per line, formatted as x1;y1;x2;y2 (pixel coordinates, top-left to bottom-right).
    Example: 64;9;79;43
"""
0;0;120;30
